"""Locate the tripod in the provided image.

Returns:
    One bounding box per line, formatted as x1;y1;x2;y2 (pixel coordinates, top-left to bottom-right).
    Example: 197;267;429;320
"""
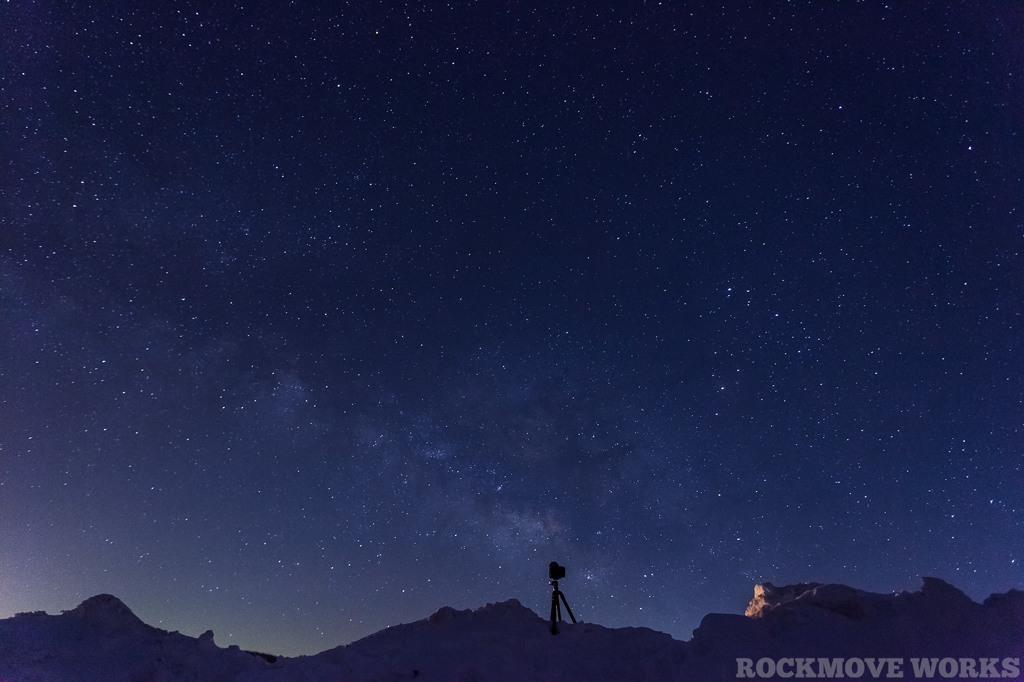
549;579;576;634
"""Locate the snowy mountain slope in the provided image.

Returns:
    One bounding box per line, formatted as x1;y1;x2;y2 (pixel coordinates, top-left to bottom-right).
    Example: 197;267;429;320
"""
0;578;1020;681
688;578;1024;680
263;599;690;682
0;594;267;681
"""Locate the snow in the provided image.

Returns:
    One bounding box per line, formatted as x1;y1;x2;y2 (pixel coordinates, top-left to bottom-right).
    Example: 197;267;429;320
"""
0;578;1020;681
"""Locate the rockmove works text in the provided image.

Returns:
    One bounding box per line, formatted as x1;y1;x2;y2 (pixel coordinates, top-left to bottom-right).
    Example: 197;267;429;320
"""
736;657;1021;679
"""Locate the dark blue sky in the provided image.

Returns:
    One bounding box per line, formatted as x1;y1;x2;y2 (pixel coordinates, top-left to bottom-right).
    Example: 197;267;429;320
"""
2;2;1022;656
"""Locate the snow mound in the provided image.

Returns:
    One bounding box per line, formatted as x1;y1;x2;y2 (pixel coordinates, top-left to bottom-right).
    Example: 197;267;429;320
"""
293;599;688;682
0;578;1021;681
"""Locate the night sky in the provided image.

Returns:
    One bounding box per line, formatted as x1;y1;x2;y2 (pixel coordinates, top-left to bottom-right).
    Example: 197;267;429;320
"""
2;2;1022;657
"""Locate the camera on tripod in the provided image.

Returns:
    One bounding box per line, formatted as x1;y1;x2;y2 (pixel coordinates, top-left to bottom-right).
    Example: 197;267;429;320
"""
547;561;575;634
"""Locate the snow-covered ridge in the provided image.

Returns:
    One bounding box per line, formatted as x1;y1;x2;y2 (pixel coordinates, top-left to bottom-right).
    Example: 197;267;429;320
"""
1;578;1020;681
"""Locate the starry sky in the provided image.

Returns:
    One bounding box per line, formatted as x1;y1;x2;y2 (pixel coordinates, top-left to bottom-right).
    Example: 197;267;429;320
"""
2;1;1022;658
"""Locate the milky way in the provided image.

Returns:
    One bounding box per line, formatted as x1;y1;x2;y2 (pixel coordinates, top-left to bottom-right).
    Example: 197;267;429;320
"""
2;3;1021;656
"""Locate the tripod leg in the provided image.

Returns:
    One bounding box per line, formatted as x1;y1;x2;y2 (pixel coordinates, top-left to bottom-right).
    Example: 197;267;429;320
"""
550;590;559;634
558;591;576;624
